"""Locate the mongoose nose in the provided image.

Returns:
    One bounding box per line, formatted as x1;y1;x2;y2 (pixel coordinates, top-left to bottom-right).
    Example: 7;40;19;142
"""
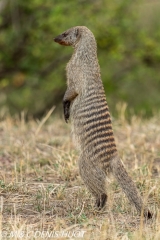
54;37;57;42
54;36;61;43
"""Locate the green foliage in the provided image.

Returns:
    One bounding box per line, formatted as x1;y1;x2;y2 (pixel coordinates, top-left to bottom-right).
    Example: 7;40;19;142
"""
0;0;160;118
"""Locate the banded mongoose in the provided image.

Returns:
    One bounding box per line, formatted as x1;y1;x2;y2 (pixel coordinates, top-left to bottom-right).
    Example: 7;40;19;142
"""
54;26;152;218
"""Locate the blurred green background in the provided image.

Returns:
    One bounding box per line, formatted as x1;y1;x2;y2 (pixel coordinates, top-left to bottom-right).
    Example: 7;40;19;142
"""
0;0;160;119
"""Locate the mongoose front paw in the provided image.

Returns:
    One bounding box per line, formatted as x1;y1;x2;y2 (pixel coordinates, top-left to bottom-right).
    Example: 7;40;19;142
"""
63;100;70;123
96;193;107;209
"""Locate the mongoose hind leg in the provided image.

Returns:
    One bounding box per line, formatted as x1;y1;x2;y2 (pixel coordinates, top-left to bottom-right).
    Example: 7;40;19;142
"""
79;156;107;209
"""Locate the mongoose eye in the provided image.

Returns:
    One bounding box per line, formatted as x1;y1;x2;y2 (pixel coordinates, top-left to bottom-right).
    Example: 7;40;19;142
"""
63;33;68;37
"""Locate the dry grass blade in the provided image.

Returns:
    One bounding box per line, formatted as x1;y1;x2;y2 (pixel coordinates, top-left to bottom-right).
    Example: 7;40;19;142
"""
35;106;55;135
0;110;159;239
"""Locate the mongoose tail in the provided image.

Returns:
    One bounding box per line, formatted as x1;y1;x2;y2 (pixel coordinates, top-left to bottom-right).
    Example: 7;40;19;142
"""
110;155;152;218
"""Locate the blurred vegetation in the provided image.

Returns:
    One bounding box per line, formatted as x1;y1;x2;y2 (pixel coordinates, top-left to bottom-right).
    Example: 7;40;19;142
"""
0;0;160;118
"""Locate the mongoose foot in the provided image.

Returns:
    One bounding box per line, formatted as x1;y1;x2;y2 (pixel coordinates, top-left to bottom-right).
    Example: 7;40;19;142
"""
144;210;153;219
95;193;107;209
63;100;70;123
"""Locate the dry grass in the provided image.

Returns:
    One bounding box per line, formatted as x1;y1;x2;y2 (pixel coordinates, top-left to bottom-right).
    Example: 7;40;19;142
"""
0;106;160;239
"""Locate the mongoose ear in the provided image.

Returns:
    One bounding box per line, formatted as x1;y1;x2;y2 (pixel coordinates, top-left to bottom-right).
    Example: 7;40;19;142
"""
75;28;80;38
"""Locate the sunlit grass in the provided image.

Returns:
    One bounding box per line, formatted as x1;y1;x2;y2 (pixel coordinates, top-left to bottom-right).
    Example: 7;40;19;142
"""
0;107;160;239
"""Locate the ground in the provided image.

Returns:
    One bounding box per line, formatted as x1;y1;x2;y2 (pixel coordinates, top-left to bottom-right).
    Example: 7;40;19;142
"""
0;106;160;240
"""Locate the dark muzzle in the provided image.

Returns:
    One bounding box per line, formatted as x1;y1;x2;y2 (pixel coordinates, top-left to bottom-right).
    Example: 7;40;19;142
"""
54;35;69;46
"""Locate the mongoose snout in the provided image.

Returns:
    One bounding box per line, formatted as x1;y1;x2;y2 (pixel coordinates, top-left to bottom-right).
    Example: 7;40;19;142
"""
54;26;152;219
54;35;69;46
54;31;73;46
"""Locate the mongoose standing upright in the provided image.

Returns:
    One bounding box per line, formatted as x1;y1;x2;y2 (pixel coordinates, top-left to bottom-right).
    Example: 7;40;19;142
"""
54;26;152;218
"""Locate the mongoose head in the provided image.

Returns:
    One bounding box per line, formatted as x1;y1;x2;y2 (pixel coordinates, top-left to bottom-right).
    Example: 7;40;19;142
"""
54;26;81;47
54;26;96;49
